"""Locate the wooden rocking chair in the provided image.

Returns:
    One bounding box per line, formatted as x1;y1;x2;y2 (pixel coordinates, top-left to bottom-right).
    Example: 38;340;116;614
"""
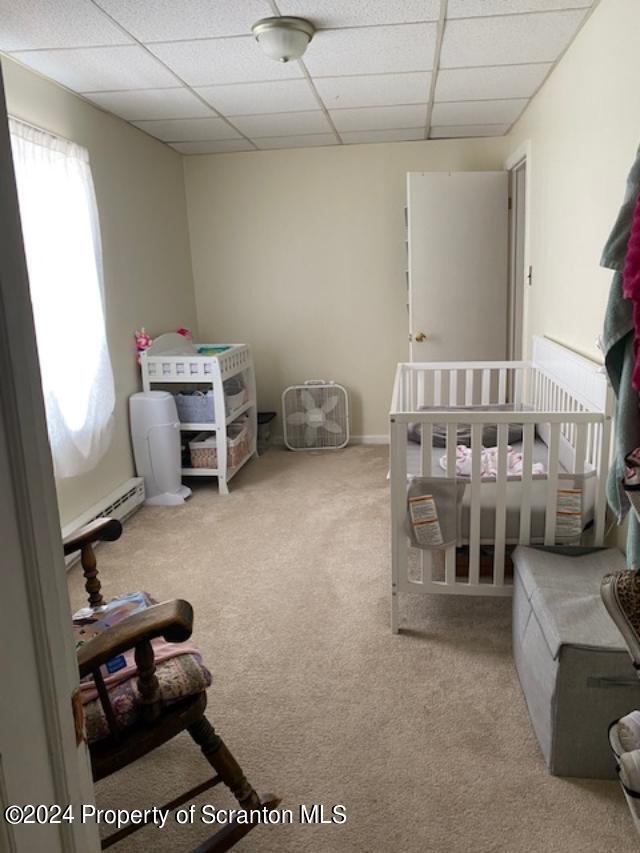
64;517;278;852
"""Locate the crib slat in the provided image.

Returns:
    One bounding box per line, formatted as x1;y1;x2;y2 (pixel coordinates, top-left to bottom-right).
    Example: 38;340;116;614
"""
498;369;507;404
421;423;432;476
574;422;587;476
519;422;534;543
434;370;442;406
469;424;482;586
481;369;490;404
515;369;523;407
445;422;457;586
465;370;474;405
544;422;561;545
493;424;508;587
449;371;458;407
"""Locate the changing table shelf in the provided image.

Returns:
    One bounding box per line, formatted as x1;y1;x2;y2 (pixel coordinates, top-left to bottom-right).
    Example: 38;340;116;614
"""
140;334;257;495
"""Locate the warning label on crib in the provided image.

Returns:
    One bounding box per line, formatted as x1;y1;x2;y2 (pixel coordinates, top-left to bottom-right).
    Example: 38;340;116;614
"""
408;494;444;547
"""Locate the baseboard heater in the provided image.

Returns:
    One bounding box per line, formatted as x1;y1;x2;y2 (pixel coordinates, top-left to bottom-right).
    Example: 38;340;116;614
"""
62;477;145;569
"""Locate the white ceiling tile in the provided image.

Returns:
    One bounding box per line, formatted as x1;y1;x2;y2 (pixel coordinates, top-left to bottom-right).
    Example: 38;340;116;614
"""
315;72;431;109
0;0;132;50
341;128;425;144
170;140;256;154
435;64;551;101
196;79;317;116
430;125;510;138
254;133;338;150
132;117;240;142
440;10;588;68
447;0;592;18
10;45;178;91
231;111;331;138
277;0;439;28
431;99;527;125
84;87;214;120
304;23;436;77
97;0;271;42
149;36;304;86
331;104;427;132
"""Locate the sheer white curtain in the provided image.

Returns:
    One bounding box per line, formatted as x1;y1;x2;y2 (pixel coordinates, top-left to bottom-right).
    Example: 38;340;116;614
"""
9;118;115;478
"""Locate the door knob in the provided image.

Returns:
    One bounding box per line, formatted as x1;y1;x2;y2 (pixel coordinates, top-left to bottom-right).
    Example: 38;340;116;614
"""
414;331;427;342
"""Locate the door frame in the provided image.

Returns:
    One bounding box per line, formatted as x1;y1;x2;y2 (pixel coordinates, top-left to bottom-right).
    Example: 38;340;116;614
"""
0;65;100;852
504;140;532;362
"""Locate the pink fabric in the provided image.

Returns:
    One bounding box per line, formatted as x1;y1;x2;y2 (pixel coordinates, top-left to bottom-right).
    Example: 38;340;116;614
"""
73;591;203;703
623;191;640;389
78;638;203;703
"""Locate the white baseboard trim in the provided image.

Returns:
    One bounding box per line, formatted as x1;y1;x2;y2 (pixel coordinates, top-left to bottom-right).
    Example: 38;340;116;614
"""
349;435;389;445
272;434;389;447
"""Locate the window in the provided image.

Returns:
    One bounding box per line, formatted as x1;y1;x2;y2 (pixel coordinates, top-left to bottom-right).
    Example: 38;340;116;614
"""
9;118;115;478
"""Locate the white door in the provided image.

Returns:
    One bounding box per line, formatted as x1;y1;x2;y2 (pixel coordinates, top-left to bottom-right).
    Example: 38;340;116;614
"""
0;67;100;853
407;171;509;362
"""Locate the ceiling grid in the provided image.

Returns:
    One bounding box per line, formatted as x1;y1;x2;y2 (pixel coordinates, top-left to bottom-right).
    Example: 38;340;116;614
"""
0;0;600;153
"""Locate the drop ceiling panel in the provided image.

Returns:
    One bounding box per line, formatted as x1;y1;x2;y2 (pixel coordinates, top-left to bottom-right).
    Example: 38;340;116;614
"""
331;104;427;132
431;98;527;125
132;117;241;142
0;0;132;51
97;0;272;42
304;23;437;77
254;133;338;150
277;0;440;28
341;128;425;144
430;124;510;138
10;45;178;92
447;0;591;18
84;87;215;120
440;10;588;68
315;72;431;109
170;139;255;154
196;79;318;116
232;111;331;137
149;37;305;86
436;64;551;102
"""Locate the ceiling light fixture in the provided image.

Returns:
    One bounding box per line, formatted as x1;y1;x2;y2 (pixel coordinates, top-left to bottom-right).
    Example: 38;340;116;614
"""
251;16;315;63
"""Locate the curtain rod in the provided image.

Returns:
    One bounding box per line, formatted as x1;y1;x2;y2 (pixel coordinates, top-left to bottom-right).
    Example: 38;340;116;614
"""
8;113;79;149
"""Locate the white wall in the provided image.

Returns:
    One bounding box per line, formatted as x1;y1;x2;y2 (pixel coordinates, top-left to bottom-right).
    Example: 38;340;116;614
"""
184;138;505;438
2;56;197;525
506;0;640;362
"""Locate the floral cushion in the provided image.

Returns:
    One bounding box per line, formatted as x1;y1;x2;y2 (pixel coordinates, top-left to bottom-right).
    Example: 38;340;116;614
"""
72;591;212;743
84;652;211;742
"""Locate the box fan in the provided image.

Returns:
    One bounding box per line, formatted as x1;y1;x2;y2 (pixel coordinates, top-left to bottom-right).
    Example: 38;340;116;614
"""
282;380;349;451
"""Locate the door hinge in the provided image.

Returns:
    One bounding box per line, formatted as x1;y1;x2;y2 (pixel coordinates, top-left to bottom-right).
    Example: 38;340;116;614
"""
527;265;533;286
508;196;513;210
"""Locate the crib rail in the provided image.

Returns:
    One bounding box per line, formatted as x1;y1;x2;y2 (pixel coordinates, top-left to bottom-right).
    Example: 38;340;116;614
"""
389;338;613;633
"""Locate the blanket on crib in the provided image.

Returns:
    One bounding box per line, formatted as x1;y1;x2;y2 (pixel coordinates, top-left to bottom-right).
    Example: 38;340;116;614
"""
439;445;546;479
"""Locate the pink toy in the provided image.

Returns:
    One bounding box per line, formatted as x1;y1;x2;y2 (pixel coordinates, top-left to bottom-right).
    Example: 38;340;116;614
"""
134;327;152;363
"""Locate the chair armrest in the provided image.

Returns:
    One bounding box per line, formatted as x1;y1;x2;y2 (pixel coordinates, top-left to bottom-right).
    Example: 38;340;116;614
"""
77;599;194;679
63;517;123;556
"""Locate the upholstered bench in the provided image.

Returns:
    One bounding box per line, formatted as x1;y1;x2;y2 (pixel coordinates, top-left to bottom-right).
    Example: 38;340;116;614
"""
512;546;640;779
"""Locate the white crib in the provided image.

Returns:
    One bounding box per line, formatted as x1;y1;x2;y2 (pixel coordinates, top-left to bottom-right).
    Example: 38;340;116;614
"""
389;336;614;633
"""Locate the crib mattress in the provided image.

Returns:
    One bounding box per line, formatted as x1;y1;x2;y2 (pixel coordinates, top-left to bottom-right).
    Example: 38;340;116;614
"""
406;438;596;543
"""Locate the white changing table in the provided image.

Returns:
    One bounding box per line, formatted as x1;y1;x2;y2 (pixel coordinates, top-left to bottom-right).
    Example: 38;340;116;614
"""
140;334;257;495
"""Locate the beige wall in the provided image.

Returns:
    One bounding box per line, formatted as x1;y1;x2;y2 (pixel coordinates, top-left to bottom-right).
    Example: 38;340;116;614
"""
184;138;505;438
2;56;197;526
506;0;640;362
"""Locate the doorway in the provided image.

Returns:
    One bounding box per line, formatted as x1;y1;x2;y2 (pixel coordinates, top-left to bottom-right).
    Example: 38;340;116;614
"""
507;154;528;362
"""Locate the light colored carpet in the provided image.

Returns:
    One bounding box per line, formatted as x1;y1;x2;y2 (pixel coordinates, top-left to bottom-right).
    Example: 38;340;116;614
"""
68;446;636;853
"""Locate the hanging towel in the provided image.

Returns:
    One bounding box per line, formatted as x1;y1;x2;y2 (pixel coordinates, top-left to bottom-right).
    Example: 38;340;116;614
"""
623;191;640;388
601;145;640;568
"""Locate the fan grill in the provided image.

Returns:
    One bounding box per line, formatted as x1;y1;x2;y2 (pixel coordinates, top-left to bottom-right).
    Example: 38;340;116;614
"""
282;382;349;450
